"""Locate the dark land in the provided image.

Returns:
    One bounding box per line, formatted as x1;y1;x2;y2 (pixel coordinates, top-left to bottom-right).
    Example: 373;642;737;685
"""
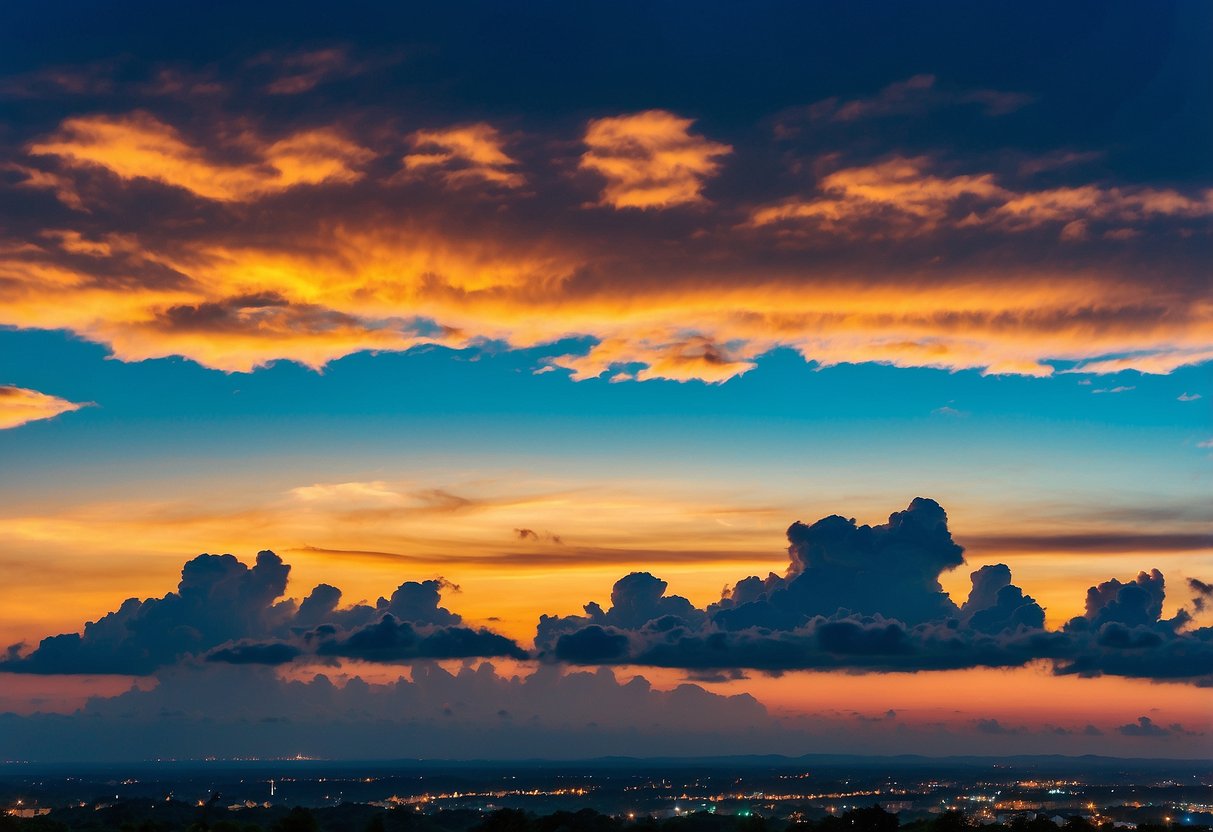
2;756;1210;832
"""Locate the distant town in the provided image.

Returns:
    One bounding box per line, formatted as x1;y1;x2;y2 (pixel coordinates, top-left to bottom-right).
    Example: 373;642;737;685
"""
1;757;1209;832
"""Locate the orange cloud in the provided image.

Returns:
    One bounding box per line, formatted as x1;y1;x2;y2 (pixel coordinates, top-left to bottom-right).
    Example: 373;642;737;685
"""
28;112;373;202
548;335;758;383
991;184;1213;230
0;385;87;430
747;156;1213;240
580;110;732;209
1071;348;1213;375
3;113;1210;382
6;163;88;210
402;123;524;188
1;221;1210;380
747;157;1006;236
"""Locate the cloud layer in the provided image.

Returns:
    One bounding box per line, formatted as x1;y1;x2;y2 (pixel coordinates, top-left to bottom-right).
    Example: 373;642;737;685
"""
0;40;1207;383
5;499;1209;683
535;499;1213;682
2;551;525;675
12;658;1201;762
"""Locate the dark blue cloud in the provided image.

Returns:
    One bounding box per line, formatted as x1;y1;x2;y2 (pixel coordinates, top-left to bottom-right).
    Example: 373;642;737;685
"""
3;551;526;674
2;550;292;675
311;613;527;662
536;499;1211;683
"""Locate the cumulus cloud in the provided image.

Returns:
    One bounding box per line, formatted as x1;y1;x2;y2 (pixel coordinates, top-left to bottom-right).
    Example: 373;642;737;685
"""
1049;570;1213;681
2;551;526;674
308;614;527;662
579;110;731;209
402;123;524;188
1190;578;1213;612
0;501;1209;683
0;384;87;429
535;499;1212;683
1078;569;1166;628
960;564;1046;633
1117;716;1170;737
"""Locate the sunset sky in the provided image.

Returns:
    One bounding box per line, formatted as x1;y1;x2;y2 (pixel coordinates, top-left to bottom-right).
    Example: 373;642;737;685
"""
0;0;1210;761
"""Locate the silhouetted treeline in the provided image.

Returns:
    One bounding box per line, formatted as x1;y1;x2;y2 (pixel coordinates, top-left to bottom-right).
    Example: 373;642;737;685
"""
1;802;1205;832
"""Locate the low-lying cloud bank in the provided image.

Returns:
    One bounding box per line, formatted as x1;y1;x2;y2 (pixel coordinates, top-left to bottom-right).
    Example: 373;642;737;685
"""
2;552;525;675
1;661;1206;762
3;499;1209;683
537;500;1212;683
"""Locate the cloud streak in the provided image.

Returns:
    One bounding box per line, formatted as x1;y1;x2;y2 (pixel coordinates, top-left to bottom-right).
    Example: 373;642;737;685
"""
28;112;372;202
0;384;87;429
794;74;1032;124
403;123;525;189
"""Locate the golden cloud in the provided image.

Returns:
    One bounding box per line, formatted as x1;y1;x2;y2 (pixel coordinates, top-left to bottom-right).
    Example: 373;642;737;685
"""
747;157;1005;236
580;110;732;209
747;156;1213;240
28;112;373;202
402;123;524;188
0;385;87;430
1;219;1210;380
2;113;1209;382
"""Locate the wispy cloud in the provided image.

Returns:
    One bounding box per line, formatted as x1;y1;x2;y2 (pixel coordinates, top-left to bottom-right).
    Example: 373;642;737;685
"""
0;385;88;430
402;123;524;189
28;112;373;202
746;156;1213;240
779;74;1030;133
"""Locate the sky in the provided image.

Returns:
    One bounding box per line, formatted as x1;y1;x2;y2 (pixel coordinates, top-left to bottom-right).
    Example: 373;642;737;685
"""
0;0;1210;762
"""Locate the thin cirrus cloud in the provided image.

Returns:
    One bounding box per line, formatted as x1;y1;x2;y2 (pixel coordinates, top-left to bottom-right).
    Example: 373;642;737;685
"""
0;384;87;430
254;47;356;95
579;109;732;210
794;74;1032;125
